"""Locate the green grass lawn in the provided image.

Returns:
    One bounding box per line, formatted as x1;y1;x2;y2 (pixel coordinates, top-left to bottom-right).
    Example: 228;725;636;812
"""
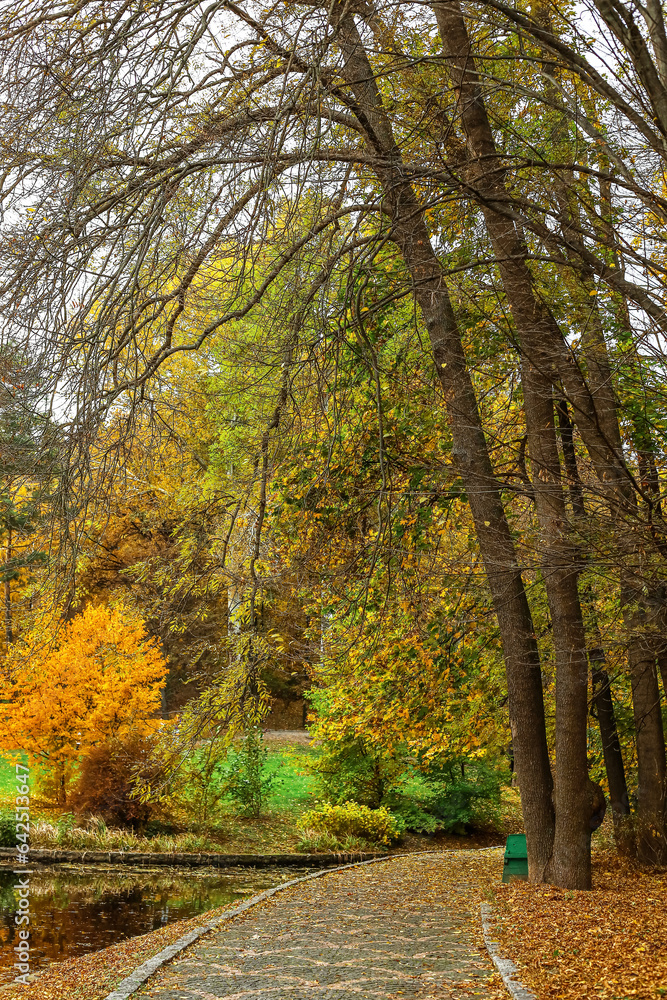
193;742;321;852
168;742;322;853
260;745;318;812
0;752;30;806
0;742;324;854
0;742;317;811
0;755;15;802
0;742;514;855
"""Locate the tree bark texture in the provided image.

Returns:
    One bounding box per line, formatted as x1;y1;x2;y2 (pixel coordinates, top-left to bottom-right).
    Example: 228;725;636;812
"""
522;361;592;887
623;591;667;863
591;660;632;847
570;196;667;856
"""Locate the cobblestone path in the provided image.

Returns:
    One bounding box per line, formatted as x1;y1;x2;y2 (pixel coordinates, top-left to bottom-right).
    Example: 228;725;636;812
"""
136;855;501;999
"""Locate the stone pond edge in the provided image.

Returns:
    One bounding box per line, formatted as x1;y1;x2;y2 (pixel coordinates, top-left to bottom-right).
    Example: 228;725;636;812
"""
0;848;385;868
100;847;509;1000
480;901;537;1000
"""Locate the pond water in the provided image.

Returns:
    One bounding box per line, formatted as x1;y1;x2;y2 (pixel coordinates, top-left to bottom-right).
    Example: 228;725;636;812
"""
0;863;316;984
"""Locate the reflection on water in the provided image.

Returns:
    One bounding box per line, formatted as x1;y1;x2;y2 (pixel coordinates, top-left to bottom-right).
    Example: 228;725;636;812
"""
0;863;313;982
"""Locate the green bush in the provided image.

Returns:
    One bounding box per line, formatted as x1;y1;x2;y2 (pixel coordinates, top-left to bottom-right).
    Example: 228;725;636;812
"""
296;829;374;853
220;726;279;818
308;738;402;808
0;812;16;847
55;812;76;844
309;736;507;836
299;801;403;846
387;756;507;834
164;741;229;828
387;798;441;834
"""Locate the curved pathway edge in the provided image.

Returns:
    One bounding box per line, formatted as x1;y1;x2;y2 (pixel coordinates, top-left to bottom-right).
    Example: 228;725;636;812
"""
103;848;504;1000
102;853;395;1000
480;902;537;1000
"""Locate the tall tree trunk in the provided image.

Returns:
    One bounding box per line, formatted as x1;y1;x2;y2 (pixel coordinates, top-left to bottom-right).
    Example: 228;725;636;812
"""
435;0;667;868
329;2;555;880
57;760;67;807
624;588;667;863
432;3;631;505
433;0;593;887
596;176;667;856
566;171;667;857
557;400;632;849
591;657;633;848
522;363;591;887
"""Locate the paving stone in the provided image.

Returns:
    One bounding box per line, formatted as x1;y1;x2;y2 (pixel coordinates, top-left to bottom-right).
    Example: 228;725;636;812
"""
136;856;495;999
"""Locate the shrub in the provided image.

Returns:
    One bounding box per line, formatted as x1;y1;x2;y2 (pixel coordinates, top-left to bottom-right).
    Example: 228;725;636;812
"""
70;733;160;828
426;756;506;832
296;830;373;853
55;812;76;844
0;812;16;847
387;756;507;834
298;801;403;846
220;726;278;818
309;738;403;808
310;736;507;836
306;722;509;838
164;741;229;827
387;798;441;834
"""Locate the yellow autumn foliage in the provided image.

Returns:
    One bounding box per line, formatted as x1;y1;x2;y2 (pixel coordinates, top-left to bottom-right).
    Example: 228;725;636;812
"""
0;602;168;802
299;801;401;846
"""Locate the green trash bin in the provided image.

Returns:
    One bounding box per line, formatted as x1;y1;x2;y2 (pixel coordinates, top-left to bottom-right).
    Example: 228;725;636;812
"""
502;834;528;882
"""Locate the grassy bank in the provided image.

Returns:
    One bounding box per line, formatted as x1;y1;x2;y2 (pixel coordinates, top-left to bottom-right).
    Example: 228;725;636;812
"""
0;739;519;855
0;744;322;854
0;755;21;800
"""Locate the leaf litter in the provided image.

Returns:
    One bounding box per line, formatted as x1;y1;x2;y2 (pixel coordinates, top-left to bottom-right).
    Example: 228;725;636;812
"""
0;902;227;1000
491;849;667;1000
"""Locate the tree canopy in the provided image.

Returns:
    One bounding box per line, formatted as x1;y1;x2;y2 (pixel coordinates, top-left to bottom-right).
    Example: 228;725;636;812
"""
0;0;666;888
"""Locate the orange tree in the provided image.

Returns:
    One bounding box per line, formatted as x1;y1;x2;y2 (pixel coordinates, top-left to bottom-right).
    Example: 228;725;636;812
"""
0;602;167;803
